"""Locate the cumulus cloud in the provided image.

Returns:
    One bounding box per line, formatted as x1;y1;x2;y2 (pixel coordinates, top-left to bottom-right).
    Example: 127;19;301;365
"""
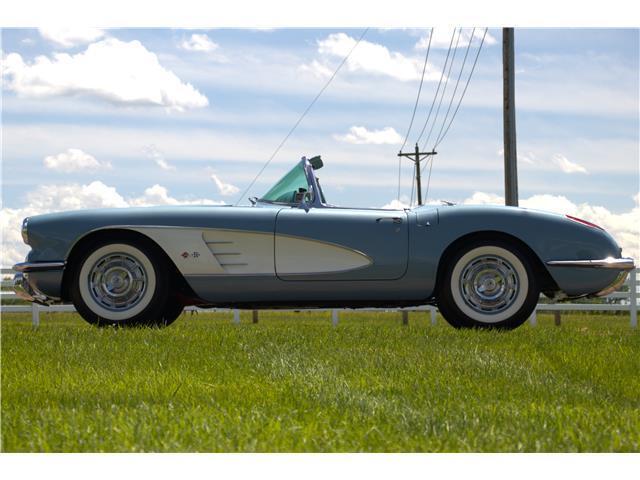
381;198;410;210
129;184;222;207
43;148;111;172
144;145;175;170
305;33;441;82
334;126;403;145
298;60;334;79
1;38;209;111
462;192;639;260
211;174;239;196
1;181;223;266
38;27;105;48
180;34;219;52
497;150;588;172
415;28;497;50
552;154;588;174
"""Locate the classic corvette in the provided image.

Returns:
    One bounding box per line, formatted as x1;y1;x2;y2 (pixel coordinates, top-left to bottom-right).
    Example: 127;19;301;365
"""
14;155;635;329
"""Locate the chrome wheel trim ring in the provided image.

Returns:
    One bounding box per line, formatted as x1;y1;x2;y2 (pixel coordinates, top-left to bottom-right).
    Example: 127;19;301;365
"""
450;246;529;324
79;244;156;321
89;254;147;311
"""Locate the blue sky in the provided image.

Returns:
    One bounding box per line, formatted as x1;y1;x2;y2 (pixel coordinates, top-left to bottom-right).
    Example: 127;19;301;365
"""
1;28;639;263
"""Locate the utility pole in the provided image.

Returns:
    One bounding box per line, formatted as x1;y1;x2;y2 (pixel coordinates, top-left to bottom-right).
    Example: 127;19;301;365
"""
503;27;519;206
398;144;437;206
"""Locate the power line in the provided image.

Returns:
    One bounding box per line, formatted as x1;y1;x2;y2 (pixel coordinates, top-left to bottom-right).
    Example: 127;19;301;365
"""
397;27;433;202
399;28;433;153
432;27;476;148
234;28;370;206
415;28;457;146
423;155;435;204
422;27;463;150
433;28;488;150
424;28;489;204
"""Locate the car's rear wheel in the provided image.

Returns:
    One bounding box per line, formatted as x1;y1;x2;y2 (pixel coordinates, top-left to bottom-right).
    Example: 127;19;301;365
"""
437;241;539;329
70;239;169;327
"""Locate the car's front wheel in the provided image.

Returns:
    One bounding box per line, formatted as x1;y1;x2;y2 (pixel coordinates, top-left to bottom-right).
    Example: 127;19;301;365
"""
70;239;170;327
437;241;539;329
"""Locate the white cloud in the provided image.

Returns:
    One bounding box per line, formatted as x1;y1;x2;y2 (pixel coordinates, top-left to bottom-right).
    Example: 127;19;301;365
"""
298;60;333;79
2;38;209;111
307;33;441;82
552;154;588;174
462;192;639;261
498;149;537;165
1;181;224;266
381;198;410;210
415;28;497;50
43;148;111;172
38;28;105;48
144;145;175;170
497;150;589;173
334;126;403;145
180;34;219;52
129;184;222;207
211;174;240;196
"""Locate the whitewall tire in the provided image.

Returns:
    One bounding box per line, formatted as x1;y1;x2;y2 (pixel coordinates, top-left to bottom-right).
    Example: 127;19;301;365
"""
438;240;539;329
70;238;169;327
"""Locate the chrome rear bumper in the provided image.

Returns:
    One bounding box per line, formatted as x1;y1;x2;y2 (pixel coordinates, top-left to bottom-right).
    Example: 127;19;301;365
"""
546;257;635;297
546;257;635;269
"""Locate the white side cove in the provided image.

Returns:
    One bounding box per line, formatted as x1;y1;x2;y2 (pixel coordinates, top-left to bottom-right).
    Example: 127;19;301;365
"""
275;234;371;275
127;227;371;276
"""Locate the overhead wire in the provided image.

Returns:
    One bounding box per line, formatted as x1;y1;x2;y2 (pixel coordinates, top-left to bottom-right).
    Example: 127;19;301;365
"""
414;29;457;146
421;27;463;151
234;27;370;206
397;27;434;202
399;28;434;153
432;27;476;148
424;27;489;204
433;27;488;150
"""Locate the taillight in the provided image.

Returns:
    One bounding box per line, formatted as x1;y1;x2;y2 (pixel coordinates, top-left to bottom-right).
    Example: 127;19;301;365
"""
566;215;604;230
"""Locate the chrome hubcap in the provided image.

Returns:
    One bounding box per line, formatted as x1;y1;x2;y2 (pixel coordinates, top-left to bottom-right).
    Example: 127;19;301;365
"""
460;255;519;314
88;253;147;311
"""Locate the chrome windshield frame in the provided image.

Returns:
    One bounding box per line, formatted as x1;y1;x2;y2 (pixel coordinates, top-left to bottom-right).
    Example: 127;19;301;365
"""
256;156;327;209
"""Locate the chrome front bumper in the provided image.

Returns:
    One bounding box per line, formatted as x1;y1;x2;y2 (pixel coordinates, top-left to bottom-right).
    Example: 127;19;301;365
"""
546;256;635;297
13;261;66;305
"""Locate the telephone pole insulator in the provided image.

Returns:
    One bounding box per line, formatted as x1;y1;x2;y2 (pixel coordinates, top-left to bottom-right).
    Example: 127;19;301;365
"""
398;144;437;206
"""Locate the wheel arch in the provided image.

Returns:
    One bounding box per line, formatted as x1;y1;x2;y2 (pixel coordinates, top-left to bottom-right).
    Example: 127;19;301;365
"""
61;227;197;303
434;230;559;297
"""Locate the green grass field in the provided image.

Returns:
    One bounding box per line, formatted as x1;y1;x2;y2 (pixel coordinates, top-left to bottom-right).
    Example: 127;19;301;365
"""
1;310;639;452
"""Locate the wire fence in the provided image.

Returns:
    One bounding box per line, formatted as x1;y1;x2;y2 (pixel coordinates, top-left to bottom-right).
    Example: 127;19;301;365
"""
1;267;637;328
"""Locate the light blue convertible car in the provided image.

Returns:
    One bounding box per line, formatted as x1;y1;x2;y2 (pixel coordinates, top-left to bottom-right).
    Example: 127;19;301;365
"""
14;156;635;329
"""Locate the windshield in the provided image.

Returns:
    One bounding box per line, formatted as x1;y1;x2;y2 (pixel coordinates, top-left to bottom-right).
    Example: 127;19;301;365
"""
260;161;311;204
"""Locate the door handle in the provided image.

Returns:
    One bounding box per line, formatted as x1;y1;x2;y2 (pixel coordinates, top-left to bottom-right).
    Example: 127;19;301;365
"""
376;217;403;224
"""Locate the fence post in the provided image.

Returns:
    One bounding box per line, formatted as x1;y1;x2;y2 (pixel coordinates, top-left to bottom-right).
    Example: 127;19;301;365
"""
252;310;259;324
529;310;537;327
630;269;637;328
31;303;40;327
401;310;409;326
430;307;437;325
233;309;240;324
554;311;561;326
331;309;339;326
